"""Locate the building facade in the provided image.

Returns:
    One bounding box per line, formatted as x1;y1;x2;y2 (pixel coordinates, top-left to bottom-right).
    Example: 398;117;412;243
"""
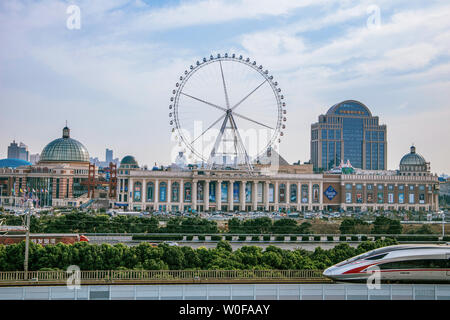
115;146;439;213
0;127;96;207
311;100;387;171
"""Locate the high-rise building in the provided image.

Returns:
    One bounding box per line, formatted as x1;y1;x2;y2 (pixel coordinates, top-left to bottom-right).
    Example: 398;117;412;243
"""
311;100;387;171
106;148;113;163
7;141;29;161
30;153;40;164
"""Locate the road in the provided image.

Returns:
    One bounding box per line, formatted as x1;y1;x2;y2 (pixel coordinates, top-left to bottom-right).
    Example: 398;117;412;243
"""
88;238;359;251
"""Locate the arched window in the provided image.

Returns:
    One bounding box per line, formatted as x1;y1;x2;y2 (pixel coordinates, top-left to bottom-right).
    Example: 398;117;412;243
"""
312;184;319;203
301;184;308;203
269;183;274;203
279;183;286;203
290;184;297;203
172;182;179;202
159;182;167;202
133;182;142;202
184;182;192;202
147;182;154;202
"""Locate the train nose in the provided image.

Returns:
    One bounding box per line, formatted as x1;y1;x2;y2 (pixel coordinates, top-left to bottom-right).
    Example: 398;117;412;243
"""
323;266;337;278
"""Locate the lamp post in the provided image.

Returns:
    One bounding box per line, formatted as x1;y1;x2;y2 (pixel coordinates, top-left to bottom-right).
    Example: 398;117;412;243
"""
24;199;33;280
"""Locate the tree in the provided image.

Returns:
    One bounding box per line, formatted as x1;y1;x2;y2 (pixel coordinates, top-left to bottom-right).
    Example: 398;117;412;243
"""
216;240;232;252
340;218;369;234
372;216;402;234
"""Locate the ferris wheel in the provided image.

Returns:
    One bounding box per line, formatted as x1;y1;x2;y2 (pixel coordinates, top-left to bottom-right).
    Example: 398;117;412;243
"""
169;53;287;171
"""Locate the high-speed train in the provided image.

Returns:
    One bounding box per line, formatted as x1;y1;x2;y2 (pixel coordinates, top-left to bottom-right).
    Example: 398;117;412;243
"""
323;244;450;283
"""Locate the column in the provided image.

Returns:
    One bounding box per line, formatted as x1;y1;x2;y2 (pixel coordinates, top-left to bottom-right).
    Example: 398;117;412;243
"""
217;180;222;212
129;178;134;208
308;181;312;210
240;180;246;211
274;181;279;211
179;180;184;211
286;181;291;209
205;180;210;212
319;181;323;210
192;180;197;212
142;180;147;210
155;179;159;211
252;181;258;211
228;180;234;212
167;179;172;212
265;181;270;211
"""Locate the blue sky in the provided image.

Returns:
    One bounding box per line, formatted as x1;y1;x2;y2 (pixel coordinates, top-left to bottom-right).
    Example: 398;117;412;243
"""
0;0;449;173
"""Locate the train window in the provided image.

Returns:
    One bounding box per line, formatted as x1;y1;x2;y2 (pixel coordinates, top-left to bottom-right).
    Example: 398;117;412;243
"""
379;259;450;270
365;253;389;260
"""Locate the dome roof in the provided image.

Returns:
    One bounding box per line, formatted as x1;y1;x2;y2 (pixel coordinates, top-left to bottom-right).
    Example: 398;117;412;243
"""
120;155;139;168
39;127;89;163
326;100;372;117
400;146;426;166
0;158;32;168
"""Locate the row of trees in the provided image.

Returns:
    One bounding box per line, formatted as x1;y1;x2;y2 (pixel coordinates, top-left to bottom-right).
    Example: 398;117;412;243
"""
228;217;312;234
339;217;403;234
0;239;397;271
1;214;217;234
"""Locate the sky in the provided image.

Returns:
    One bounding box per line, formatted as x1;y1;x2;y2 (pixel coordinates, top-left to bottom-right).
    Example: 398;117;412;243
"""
0;0;449;174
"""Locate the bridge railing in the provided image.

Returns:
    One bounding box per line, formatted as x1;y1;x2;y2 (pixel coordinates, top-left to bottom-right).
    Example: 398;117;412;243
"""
0;269;328;284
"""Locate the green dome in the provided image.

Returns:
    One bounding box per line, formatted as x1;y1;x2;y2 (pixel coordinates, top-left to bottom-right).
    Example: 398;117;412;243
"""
400;146;426;166
40;127;89;163
120;155;139;168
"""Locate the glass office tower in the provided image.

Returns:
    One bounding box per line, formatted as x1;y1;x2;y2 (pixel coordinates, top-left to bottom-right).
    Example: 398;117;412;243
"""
311;100;387;171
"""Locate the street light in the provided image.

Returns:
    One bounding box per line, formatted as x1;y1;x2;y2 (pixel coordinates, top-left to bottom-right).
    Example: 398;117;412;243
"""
24;199;33;280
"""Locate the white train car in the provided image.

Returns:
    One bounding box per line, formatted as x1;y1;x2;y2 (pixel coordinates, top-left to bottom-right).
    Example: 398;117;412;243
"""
323;244;450;283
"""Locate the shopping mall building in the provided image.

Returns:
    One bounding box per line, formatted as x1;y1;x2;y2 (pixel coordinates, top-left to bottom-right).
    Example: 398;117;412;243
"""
0;121;441;212
115;145;440;213
0;126;95;208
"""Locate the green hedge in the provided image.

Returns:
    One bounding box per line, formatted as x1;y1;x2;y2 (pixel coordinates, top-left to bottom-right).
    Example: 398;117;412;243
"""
198;235;205;241
302;236;310;241
327;236;334;241
225;235;232;241
313;236;320;241
238;236;246;241
339;236;346;241
443;236;450;241
263;235;270;241
251;236;260;241
186;235;193;241
275;236;285;241
290;236;297;241
211;235;222;241
394;235;439;241
132;235;183;241
351;236;358;241
361;236;368;241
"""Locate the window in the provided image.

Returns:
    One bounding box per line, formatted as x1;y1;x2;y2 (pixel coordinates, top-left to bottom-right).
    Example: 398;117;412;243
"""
365;253;389;261
312;184;320;203
159;182;167;202
388;184;394;191
409;185;414;191
367;184;373;190
356;184;363;190
133;182;142;202
279;183;286;203
184;182;192;202
290;184;297;203
345;192;352;203
379;259;450;270
301;184;308;203
345;184;352;190
147;182;154;201
377;184;383;190
398;185;404;191
172;182;179;202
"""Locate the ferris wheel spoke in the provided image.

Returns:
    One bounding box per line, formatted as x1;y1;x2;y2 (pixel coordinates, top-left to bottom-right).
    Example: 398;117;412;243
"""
219;60;231;109
191;113;226;144
180;92;227;112
233;112;274;130
230;79;268;112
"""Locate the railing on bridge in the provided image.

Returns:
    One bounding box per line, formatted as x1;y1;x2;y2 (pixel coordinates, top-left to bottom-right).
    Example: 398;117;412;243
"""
0;269;330;285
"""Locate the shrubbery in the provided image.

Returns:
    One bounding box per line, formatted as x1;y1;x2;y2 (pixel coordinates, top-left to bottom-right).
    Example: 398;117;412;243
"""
0;239;398;271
